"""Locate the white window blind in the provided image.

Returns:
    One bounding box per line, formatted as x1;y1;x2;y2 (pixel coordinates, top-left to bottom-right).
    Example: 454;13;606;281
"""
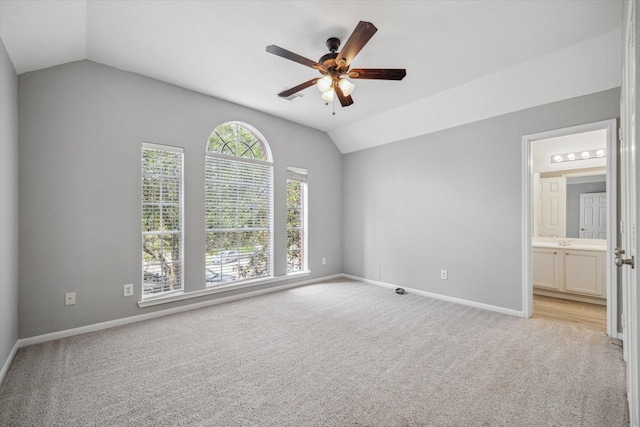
287;167;307;273
205;155;273;284
205;122;273;286
141;143;184;298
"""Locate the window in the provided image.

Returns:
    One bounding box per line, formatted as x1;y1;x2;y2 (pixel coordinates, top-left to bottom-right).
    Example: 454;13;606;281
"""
287;167;307;273
141;143;184;298
205;122;273;285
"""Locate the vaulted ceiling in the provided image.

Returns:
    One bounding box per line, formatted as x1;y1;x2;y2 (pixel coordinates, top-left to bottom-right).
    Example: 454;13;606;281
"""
0;1;623;153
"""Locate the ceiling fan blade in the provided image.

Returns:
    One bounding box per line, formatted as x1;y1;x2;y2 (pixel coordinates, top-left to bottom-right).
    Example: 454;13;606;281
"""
335;83;354;107
347;68;407;80
266;45;325;71
277;78;320;98
336;21;378;69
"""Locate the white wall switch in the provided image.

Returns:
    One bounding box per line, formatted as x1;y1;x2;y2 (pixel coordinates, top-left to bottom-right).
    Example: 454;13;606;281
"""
65;292;76;305
124;283;133;297
322;257;327;265
440;270;448;280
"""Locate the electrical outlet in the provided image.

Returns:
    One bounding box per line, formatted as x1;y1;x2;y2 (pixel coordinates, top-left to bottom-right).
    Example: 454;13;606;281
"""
124;284;133;297
440;270;448;280
65;292;76;306
322;257;327;265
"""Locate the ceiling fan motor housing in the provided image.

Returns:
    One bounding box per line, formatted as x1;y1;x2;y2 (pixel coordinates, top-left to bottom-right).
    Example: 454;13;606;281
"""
326;37;341;52
319;52;338;69
319;38;342;72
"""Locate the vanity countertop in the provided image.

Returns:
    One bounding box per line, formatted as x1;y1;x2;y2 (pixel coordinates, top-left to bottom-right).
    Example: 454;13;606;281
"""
532;242;606;252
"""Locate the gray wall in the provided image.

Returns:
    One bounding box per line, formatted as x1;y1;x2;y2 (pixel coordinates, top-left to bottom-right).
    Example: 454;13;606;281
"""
342;88;620;311
566;180;607;238
0;38;19;370
18;60;343;338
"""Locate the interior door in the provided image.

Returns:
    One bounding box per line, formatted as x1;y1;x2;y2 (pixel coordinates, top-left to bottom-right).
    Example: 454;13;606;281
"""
620;1;638;424
536;177;566;237
579;192;607;239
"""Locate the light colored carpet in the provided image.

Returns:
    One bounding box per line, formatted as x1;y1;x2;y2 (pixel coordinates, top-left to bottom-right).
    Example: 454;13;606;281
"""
0;280;629;426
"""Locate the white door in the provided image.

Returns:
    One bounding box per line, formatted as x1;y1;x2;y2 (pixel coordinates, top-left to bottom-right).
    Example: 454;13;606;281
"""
536;177;566;237
579;192;607;239
621;1;638;424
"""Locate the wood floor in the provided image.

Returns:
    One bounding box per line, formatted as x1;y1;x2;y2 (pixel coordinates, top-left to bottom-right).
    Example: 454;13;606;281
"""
533;295;607;332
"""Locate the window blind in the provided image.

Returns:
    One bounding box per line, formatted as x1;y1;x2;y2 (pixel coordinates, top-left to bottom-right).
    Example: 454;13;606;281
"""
287;167;307;273
287;168;308;183
205;155;273;284
141;143;184;298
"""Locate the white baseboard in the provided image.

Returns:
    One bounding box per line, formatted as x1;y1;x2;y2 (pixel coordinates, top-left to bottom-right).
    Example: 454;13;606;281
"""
8;273;520;370
19;274;343;348
344;274;524;318
0;340;20;386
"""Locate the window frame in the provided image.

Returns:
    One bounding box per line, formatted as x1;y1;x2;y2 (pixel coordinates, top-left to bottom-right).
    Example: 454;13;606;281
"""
287;167;308;274
205;122;274;288
141;142;185;300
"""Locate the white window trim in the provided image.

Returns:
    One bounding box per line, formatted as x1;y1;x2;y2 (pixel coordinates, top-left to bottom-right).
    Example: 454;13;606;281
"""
141;142;184;299
205;122;275;288
287;167;309;274
138;271;310;308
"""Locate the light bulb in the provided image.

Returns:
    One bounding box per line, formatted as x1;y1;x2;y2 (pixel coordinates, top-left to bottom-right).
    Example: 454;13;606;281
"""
338;78;355;96
567;153;575;161
597;149;605;157
553;155;562;162
581;151;590;159
321;89;335;101
316;76;332;93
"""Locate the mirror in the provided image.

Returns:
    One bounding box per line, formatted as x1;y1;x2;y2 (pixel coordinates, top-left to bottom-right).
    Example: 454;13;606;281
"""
532;130;607;240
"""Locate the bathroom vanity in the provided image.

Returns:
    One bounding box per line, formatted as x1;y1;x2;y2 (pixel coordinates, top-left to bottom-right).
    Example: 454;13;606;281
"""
532;238;606;304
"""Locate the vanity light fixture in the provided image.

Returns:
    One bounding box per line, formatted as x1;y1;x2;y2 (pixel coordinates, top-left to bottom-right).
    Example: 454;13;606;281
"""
550;149;606;163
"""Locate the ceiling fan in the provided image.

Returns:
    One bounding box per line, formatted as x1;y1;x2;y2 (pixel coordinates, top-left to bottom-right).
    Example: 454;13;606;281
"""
266;21;406;108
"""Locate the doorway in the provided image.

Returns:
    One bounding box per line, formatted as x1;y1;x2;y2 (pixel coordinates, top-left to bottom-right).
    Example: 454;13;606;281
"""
522;119;618;338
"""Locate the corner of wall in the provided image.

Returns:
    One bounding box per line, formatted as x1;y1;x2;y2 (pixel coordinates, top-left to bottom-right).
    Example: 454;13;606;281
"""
0;36;20;383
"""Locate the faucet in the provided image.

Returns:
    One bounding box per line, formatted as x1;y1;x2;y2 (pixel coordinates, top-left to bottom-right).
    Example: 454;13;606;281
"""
556;239;574;246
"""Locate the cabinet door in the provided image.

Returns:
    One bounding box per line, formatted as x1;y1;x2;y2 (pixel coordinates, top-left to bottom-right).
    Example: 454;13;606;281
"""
533;248;561;290
563;250;604;297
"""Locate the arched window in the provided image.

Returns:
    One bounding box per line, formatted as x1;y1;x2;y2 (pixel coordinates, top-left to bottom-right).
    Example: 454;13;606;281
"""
205;122;273;285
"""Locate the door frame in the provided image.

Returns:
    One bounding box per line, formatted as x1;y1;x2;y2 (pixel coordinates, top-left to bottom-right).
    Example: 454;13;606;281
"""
521;119;618;338
621;0;639;424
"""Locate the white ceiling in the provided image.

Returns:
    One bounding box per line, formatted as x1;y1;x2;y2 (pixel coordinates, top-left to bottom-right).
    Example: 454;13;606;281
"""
0;1;624;153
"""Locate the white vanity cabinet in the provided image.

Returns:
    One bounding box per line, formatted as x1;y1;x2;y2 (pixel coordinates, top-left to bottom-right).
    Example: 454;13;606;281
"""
533;245;605;301
532;248;562;290
563;250;604;297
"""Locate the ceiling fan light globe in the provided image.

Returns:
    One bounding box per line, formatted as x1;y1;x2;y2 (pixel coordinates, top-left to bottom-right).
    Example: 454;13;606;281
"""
321;89;335;101
316;76;332;93
338;78;355;96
